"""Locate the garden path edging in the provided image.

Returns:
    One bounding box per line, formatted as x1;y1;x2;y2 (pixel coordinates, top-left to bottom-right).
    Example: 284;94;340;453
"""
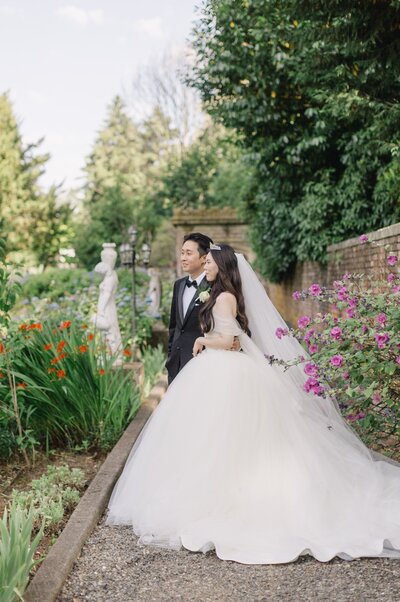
24;374;168;602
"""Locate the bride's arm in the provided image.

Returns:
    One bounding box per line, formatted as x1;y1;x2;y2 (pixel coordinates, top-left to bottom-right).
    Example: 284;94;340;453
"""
193;293;236;355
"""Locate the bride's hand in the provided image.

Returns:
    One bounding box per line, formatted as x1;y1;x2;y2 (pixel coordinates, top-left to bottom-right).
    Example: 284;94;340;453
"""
192;338;205;357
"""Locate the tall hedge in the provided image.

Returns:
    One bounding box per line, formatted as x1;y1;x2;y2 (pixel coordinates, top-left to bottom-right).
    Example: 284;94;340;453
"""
191;0;400;281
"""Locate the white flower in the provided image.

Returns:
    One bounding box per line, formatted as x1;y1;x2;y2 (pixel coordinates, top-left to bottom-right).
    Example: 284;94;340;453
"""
199;290;210;303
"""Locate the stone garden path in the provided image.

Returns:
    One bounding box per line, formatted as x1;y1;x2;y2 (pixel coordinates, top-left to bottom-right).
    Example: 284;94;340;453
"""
58;517;400;601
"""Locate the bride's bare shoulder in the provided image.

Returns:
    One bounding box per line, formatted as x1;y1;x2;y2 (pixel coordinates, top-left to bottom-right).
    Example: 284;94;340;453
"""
215;292;237;309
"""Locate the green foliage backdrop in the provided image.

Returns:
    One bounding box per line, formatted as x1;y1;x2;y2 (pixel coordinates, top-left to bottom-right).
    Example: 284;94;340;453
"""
190;0;400;281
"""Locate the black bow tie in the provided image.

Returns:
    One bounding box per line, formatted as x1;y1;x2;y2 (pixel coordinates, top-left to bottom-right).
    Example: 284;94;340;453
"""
186;278;198;289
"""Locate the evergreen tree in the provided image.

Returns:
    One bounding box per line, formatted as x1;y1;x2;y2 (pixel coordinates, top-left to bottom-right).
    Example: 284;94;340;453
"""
30;185;73;269
0;92;49;255
75;97;178;267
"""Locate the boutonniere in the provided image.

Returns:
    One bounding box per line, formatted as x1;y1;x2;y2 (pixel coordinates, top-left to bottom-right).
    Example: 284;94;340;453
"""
198;288;211;303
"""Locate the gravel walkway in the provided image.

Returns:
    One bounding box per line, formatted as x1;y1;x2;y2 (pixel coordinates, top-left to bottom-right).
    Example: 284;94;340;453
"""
58;516;400;602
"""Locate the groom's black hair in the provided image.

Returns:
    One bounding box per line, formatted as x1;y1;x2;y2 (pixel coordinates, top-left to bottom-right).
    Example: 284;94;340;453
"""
183;232;213;257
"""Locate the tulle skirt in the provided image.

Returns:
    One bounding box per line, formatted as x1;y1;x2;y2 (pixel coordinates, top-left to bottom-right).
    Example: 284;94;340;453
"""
107;349;400;564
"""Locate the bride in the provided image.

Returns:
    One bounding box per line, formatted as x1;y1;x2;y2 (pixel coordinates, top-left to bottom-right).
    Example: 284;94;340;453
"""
107;244;400;564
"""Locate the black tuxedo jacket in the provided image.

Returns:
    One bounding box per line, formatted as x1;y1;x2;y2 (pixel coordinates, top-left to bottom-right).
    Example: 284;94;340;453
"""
166;276;210;384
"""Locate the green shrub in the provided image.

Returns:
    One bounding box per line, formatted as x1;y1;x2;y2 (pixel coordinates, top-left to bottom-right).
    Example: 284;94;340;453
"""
21;267;149;303
0;503;43;602
11;465;85;529
142;344;167;397
275;237;400;455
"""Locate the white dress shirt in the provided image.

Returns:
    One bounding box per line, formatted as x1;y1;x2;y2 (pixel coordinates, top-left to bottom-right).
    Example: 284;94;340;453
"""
182;272;206;316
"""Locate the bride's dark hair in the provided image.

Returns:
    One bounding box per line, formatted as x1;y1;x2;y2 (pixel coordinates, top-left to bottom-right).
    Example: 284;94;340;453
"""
199;244;251;336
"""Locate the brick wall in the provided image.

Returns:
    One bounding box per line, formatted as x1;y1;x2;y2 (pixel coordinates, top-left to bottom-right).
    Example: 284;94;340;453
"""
266;222;400;327
172;207;255;277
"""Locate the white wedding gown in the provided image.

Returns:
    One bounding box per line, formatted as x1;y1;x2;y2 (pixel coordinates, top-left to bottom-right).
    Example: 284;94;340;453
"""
107;305;400;564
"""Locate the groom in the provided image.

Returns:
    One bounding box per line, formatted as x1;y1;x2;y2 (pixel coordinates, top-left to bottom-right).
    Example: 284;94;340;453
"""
166;232;213;385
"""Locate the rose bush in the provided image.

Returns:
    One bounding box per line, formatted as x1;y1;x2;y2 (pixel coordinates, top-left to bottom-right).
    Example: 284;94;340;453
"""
276;237;400;455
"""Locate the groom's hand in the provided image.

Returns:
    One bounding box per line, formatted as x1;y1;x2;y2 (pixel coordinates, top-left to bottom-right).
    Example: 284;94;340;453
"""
230;336;241;352
192;338;205;357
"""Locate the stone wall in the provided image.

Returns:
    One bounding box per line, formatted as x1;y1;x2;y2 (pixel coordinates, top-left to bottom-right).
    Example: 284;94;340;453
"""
266;222;400;327
172;207;254;277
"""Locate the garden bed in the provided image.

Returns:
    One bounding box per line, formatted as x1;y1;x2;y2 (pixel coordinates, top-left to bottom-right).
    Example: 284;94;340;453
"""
0;449;106;572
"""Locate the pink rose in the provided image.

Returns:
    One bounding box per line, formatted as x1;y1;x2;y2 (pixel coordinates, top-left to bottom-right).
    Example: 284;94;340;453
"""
337;287;348;301
387;273;396;283
330;354;344;367
304;362;318;376
387;254;398;266
308;344;318;354
304;328;316;343
396;357;400;365
298;315;311;329
372;391;381;405
346;308;355;318
343;371;350;380
303;377;323;395
304;376;318;392
330;326;342;340
309;283;322;296
275;327;288;339
348;297;358;308
374;332;390;349
342;272;351;280
292;291;301;300
375;313;387;326
359;234;368;244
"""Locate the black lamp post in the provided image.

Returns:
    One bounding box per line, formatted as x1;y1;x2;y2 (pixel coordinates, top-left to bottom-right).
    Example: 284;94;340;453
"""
119;226;138;356
119;228;151;358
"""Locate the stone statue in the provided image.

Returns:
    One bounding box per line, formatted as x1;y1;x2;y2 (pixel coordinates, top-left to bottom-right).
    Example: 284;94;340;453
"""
147;268;162;318
92;243;123;363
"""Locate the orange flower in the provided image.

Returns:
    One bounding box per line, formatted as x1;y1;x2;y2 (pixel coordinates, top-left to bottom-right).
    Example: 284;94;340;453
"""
60;320;71;330
87;333;94;341
44;343;52;351
17;382;27;389
99;368;105;376
0;343;4;354
57;369;66;379
0;371;4;378
19;323;27;331
81;324;88;330
123;349;132;357
48;367;55;374
79;344;87;353
57;340;66;353
51;352;66;365
27;323;42;331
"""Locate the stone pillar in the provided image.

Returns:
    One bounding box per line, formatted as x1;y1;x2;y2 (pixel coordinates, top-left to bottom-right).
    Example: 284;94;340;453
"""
172;207;254;277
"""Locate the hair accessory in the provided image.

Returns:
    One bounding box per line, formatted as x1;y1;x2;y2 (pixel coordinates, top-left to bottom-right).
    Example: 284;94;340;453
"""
210;243;222;250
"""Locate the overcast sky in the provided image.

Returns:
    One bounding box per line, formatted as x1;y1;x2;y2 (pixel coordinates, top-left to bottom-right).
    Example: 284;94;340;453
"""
0;0;199;189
